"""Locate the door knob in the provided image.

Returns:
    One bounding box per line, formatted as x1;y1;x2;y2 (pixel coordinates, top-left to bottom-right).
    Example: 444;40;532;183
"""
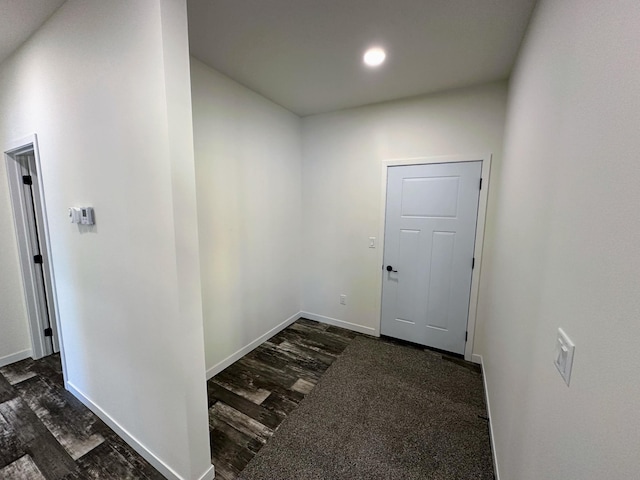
386;265;398;273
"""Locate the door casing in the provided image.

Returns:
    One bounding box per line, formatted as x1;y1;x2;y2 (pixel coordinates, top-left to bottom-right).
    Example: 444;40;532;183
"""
377;154;492;363
5;134;65;371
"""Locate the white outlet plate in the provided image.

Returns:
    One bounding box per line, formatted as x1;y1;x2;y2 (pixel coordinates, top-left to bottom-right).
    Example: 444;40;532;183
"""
555;328;575;386
368;237;376;248
339;294;346;305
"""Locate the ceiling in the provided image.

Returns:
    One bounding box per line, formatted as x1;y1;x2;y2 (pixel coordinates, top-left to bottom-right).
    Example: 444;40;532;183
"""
187;0;537;116
0;0;66;65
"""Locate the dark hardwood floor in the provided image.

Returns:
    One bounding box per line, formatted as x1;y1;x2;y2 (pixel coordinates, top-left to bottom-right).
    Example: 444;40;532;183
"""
0;319;353;480
206;318;362;480
0;354;164;479
1;318;483;480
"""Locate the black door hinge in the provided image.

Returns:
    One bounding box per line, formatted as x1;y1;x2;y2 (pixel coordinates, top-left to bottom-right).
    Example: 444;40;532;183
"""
44;328;53;337
465;331;468;342
23;175;33;185
472;257;475;269
479;178;483;190
33;254;43;264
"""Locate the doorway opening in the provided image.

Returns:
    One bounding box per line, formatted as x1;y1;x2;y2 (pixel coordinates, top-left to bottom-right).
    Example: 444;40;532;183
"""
5;135;61;360
378;154;491;362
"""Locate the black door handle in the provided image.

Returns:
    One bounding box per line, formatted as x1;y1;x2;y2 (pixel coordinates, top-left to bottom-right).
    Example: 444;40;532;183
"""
386;265;398;273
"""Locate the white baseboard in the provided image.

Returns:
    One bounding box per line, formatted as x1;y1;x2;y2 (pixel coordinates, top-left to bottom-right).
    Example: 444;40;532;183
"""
471;353;482;365
477;355;500;480
66;381;215;480
0;349;32;368
300;312;378;336
206;311;301;380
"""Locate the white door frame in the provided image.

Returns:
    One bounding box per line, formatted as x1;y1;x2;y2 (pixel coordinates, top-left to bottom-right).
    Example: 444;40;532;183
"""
378;153;491;363
5;134;64;367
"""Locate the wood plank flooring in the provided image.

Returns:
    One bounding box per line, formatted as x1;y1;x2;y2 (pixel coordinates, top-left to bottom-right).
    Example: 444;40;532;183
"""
0;318;483;480
0;354;164;480
206;318;361;480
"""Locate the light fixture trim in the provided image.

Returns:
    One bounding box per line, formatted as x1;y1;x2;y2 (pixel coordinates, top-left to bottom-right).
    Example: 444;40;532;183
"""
363;47;386;67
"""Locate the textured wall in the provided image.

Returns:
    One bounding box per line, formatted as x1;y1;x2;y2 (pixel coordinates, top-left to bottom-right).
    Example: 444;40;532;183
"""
0;1;212;478
475;1;640;478
0;172;31;362
191;59;302;374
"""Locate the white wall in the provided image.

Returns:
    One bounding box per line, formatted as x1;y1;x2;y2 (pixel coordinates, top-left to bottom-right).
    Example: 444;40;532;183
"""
0;188;31;363
301;83;507;336
190;58;302;375
475;1;640;479
0;1;212;479
0;97;31;365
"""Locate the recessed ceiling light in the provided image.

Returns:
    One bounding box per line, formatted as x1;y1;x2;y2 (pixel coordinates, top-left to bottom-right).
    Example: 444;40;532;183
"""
363;47;386;67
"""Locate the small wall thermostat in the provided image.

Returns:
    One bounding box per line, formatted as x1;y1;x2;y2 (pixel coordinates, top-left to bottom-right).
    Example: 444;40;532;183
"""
80;207;94;225
69;206;94;225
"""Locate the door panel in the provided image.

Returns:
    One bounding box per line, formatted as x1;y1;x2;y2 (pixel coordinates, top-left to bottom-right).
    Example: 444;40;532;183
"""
381;162;481;354
396;229;421;323
401;177;460;218
426;231;455;331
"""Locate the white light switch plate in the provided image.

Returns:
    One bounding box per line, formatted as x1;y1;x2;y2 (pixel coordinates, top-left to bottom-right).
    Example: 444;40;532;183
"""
555;328;575;386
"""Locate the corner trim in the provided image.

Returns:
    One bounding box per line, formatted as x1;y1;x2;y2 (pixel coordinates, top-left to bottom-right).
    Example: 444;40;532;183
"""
477;354;500;480
198;465;215;480
471;354;482;365
0;349;32;368
206;311;301;380
300;312;378;336
66;381;214;480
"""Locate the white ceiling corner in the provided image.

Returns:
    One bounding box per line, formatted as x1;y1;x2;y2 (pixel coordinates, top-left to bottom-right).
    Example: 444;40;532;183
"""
0;0;67;65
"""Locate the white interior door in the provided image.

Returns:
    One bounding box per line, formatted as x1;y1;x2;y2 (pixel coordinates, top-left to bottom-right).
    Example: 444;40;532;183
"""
381;161;482;354
10;152;60;357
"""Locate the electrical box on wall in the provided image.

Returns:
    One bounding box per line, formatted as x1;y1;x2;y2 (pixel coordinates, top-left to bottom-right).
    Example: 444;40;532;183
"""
68;207;80;223
69;206;94;225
